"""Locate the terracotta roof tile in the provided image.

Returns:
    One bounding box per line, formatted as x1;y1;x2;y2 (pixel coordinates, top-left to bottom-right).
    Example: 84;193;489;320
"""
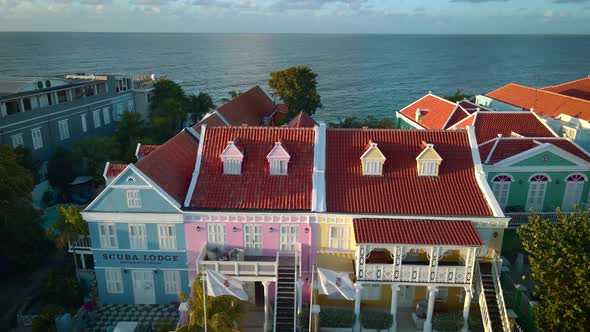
325;129;492;216
458;100;490;113
399;94;459;129
486;83;590;121
136;130;199;204
216;86;276;126
542;77;590;101
194;112;228;134
105;163;127;177
353;219;483;246
444;107;470;129
481;137;590;164
452;111;556;144
136;144;160;159
286;112;318;128
190;127;315;211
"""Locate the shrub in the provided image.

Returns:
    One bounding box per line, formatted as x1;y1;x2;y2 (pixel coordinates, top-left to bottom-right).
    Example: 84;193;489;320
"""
299;308;310;328
360;311;393;330
154;317;177;332
433;312;464;331
320;309;355;328
32;304;66;332
41;268;83;310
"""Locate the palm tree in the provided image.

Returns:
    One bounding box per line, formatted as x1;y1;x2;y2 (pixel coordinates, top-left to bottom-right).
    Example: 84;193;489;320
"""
177;276;243;332
47;205;88;250
220;90;243;104
186;92;216;124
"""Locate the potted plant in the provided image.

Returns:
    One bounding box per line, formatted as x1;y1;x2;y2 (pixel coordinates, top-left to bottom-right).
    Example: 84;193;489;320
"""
360;311;393;332
319;309;355;332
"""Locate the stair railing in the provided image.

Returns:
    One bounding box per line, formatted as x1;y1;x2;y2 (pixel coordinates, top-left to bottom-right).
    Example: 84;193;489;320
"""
273;251;280;332
475;262;493;332
492;253;511;332
293;250;299;331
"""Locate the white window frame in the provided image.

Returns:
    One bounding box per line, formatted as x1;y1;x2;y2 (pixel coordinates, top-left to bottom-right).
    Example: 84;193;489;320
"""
31;127;43;150
223;158;242;175
270;159;288;175
80;113;87;133
207;224;226;250
361;284;381;301
105;269;123;294
527;175;549;212
562;174;586;211
164;271;181;295
418;160;439;176
280;225;299;252
93;110;101;128
158;224;177;250
328;225;350;250
99;223;118;249
128;224;147;250
58;119;70;140
102;107;111;125
492;175;513;210
363;159;382;176
11;133;23;148
126;190;141;208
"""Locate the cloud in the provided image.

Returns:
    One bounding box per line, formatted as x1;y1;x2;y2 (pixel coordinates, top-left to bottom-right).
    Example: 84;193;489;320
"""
270;0;367;11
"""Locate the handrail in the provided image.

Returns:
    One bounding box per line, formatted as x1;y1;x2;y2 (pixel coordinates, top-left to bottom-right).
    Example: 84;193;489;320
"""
273;251;279;332
492;253;511;332
293;251;298;331
195;242;207;275
475;262;493;332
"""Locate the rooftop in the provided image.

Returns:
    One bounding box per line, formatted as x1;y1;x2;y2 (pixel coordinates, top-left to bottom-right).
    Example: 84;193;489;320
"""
399;93;466;130
542;76;590;101
479;137;590;165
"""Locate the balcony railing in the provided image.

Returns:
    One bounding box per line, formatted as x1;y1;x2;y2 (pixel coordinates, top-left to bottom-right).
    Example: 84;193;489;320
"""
68;236;92;253
359;263;470;284
197;244;279;277
505;211;580;228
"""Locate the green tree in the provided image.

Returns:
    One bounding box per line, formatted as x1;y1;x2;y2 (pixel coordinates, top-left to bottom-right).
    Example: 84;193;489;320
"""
269;65;323;122
32;304;66;332
72;136;120;181
178;277;242;332
114;111;148;161
443;89;474;103
152;78;186;110
151;97;187;143
331;116;396;129
518;209;590;331
47;147;75;190
186;92;216;124
47;205;88;250
0;144;47;271
220;90;243;104
14;146;41;183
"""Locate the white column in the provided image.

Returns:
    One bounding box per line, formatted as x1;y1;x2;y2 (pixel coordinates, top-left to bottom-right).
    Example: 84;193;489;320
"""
93;84;98;95
462;287;472;332
80;253;86;269
297;279;304;317
263;281;270;332
390;285;400;332
424;286;438;332
18;99;25;113
67;89;73;101
0;102;6;117
354;284;363;332
53;92;59;105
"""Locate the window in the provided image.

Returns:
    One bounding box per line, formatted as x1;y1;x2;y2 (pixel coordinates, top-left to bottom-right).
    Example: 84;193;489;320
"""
360;141;386;176
11;133;23;148
164;271;181;294
31;128;43;150
57;90;68;103
329;226;350;250
158;224;177;249
58;119;70;140
115;104;124;121
102;107;111;125
80;114;87;133
416;143;442;176
492;175;512;210
99;223;118;248
267;141;290;175
562;174;586;211
363;160;382;176
105;269;123;294
361;284;381;301
527;174;549;212
207;224;225;250
418;161;439;176
280;225;299;252
562;126;577;140
127;100;135;113
224;158;242;175
128;224;147;249
93;110;101;128
126;190;141;208
270;159;288;175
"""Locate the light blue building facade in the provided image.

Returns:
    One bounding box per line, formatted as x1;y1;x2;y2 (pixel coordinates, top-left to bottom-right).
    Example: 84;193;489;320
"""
83;164;189;305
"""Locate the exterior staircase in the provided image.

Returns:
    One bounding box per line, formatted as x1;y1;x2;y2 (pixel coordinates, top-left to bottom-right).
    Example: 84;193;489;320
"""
274;256;297;332
475;258;511;332
479;262;504;331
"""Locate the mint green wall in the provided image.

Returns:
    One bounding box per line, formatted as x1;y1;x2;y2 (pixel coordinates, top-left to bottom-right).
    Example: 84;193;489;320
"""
487;171;590;212
511;151;577;167
396;115;415;129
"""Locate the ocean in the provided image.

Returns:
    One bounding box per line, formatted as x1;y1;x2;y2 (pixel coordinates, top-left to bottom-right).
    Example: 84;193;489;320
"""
1;32;589;122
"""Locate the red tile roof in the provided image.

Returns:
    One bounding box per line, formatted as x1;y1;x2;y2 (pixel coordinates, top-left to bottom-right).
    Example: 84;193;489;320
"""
286;112;318;128
105;163;127;178
444;107;470;129
542;77;590;101
325;129;492;216
480;137;590;164
399;94;460;130
194;113;228;134
216;86;277;126
451;111;557;144
458;100;489;113
136;129;199;204
486;83;590;121
353;219;483;246
136;144;160;160
189;127;315;211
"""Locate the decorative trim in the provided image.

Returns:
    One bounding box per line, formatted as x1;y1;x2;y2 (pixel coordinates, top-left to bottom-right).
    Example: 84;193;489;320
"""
312;123;327;212
184;124;206;207
494;142;590;167
83;212;183;223
395;111;425;129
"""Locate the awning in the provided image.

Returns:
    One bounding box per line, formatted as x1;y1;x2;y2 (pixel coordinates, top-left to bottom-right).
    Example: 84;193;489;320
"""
353;218;483;246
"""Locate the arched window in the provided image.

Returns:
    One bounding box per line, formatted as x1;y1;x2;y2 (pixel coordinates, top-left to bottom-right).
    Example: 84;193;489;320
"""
562;174;587;211
492;175;513;210
527;174;550;212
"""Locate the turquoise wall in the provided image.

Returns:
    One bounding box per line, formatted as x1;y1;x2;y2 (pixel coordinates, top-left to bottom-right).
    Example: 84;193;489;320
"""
88;188;178;213
112;169;149;186
396;115;415;129
511;151;576;167
88;222;186;250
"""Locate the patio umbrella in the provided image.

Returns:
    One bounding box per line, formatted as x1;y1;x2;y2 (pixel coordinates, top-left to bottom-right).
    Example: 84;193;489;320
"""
202;270;248;332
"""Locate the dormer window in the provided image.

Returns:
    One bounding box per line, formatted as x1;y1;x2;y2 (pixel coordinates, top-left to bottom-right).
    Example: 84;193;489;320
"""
220;140;244;175
416;142;442;177
267;141;290;176
360;141;386;176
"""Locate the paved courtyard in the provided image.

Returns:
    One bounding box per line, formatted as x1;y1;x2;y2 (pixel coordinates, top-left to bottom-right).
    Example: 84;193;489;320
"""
84;303;179;332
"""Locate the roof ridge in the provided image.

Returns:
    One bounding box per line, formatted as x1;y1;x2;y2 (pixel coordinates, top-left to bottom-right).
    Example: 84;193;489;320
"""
492;82;590;105
328;127;465;133
542;76;590;90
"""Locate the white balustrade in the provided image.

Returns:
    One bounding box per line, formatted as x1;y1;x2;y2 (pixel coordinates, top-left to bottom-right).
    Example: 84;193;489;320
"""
359;263;469;284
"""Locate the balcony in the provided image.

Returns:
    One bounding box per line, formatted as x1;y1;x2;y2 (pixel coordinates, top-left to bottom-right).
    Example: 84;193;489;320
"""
68;236;92;254
197;246;278;277
360;263;470;284
505;212;566;228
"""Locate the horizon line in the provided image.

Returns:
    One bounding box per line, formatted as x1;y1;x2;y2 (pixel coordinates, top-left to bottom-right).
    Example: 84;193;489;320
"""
1;31;590;36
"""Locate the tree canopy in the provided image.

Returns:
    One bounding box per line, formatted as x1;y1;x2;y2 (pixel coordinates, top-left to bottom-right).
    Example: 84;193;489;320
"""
330;116;396;129
47;205;88;250
186;92;216;124
518;209;590;331
73;136;121;181
269;65;322;122
443;89;474;103
47;147;75;189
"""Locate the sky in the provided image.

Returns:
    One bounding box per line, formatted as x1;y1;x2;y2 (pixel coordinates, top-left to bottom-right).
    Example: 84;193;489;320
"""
0;0;589;34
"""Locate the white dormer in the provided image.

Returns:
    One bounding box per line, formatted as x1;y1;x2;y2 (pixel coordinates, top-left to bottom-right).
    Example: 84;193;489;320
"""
360;141;386;176
220;141;243;175
416;142;442;177
267;141;290;175
415;108;428;122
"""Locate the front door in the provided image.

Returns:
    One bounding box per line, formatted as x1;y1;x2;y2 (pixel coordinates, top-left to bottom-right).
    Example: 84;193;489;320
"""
398;285;415;308
243;224;262;255
132;270;156;304
280;225;299;252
